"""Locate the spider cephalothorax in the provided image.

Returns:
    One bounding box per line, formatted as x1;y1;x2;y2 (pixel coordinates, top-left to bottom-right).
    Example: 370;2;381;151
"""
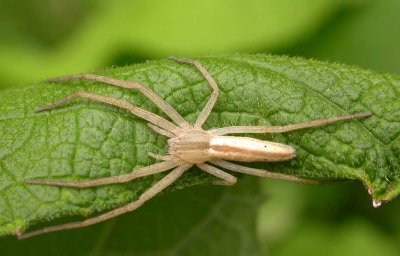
168;129;212;164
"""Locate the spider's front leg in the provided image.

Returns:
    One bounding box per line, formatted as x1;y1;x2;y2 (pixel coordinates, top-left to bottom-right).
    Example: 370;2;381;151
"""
36;92;180;134
169;57;219;129
47;73;190;128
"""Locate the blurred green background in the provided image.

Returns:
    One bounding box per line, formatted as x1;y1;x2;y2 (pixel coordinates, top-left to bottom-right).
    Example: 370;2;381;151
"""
1;0;399;255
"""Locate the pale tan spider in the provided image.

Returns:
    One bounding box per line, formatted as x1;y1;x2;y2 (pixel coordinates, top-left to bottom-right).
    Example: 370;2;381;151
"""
19;57;371;239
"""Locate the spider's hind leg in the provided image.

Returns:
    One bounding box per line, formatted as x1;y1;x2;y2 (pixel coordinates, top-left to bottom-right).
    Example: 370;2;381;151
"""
210;112;372;135
211;160;323;185
197;163;237;186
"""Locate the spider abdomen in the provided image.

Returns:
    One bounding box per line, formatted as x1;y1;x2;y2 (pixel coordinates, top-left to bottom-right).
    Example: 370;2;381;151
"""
209;136;296;162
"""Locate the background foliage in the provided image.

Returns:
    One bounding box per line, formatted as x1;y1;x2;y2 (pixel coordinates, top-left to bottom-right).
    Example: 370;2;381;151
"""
0;0;399;255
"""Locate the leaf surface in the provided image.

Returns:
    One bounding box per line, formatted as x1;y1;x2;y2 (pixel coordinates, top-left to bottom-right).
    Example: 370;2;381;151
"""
0;54;399;237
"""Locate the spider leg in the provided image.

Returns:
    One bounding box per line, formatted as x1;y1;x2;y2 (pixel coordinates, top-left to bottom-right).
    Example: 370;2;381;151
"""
47;73;190;128
210;180;237;186
147;123;175;138
148;152;171;161
209;112;372;135
169;57;219;129
211;160;322;185
197;163;237;186
18;164;192;239
36;92;180;134
25;160;178;188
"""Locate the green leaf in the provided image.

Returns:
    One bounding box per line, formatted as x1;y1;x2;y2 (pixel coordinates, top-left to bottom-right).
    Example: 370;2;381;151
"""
0;178;262;256
0;54;399;237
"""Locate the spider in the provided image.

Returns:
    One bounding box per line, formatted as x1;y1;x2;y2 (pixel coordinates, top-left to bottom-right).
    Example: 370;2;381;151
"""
19;57;371;239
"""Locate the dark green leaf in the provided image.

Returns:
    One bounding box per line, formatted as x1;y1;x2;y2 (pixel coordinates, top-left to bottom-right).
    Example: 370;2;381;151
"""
0;178;262;256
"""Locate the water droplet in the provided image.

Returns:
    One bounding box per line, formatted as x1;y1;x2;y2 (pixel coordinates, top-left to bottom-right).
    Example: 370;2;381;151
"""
372;199;382;208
